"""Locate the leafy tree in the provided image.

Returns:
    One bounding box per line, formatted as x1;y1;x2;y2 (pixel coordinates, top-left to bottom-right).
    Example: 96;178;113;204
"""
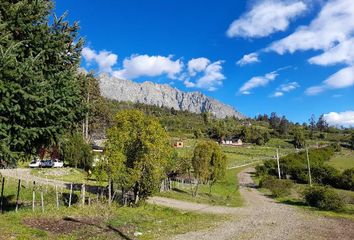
269;112;281;131
61;133;93;170
309;114;317;138
316;115;329;132
278;116;289;136
192;141;227;196
0;0;84;166
103;110;172;204
292;127;306;148
350;133;354;150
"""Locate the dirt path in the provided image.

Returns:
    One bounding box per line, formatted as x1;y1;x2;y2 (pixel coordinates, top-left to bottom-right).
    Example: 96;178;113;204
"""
151;168;354;240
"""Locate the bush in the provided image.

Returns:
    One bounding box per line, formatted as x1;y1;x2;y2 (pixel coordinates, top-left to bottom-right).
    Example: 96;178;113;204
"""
260;176;293;197
303;186;344;211
338;168;354;191
255;165;267;177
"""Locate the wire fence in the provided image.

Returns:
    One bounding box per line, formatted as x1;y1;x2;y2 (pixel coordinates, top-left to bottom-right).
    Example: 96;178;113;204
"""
0;174;108;214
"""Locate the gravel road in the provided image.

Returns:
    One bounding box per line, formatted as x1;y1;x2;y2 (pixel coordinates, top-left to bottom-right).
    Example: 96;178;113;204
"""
153;168;354;240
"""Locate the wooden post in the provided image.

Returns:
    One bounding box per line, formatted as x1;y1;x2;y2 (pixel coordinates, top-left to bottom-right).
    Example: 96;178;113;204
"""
276;148;281;179
69;183;73;207
1;177;5;214
55;185;59;209
15;179;21;212
108;178;111;206
88;197;91;206
32;181;36;212
306;147;312;186
40;187;44;213
81;184;85;206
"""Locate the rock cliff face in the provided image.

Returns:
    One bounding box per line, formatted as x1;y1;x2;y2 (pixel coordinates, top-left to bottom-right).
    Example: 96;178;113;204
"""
98;74;245;119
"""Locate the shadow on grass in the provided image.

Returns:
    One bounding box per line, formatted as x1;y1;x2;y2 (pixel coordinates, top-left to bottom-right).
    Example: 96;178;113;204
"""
171;188;189;194
279;199;307;207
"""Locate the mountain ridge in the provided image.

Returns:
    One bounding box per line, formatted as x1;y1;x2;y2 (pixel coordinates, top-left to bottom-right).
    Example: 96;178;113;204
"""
98;74;245;119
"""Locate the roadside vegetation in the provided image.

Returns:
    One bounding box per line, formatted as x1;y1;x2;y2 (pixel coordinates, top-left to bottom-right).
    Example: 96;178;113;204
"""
254;145;354;219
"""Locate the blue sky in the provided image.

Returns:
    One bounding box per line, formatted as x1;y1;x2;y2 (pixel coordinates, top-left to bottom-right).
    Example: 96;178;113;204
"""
55;0;354;126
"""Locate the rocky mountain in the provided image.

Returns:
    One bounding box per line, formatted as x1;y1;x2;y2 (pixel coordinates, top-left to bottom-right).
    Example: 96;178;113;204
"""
98;74;245;119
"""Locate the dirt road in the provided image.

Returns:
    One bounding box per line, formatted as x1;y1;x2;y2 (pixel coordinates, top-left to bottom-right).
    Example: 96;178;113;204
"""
151;168;354;240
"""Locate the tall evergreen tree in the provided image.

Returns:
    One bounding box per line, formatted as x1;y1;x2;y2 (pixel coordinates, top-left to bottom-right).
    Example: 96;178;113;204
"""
0;0;84;166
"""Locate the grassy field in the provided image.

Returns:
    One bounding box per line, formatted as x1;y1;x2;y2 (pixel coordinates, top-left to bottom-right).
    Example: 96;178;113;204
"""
223;145;294;167
0;203;226;240
326;148;354;171
31;168;105;186
175;138;296;167
0;174;226;240
157;167;244;207
277;184;354;220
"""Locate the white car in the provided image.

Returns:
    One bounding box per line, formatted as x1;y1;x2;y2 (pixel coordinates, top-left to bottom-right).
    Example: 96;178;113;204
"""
29;160;41;168
53;159;64;168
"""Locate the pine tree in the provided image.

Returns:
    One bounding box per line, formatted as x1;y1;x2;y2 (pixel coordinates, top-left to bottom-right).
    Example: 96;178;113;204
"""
0;0;84;166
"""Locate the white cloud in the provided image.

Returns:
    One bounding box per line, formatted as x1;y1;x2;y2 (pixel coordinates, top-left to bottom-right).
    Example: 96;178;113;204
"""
324;66;354;88
237;53;260;66
272;91;284;97
82;47;226;91
278;82;300;92
271;81;300;97
269;0;354;54
113;54;183;80
82;47;118;73
188;58;210;76
305;85;326;95
305;66;354;95
239;71;278;94
227;0;307;38
185;61;225;91
308;39;354;66
323;111;354;127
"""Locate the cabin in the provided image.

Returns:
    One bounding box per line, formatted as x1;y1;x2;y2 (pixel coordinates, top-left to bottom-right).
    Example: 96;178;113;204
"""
173;141;184;148
221;139;243;146
234;139;243;146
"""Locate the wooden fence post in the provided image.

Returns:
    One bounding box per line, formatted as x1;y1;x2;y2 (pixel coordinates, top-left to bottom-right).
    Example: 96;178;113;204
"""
55;185;59;209
81;184;85;206
40;187;44;213
32;181;36;212
69;183;73;207
1;177;5;214
15;179;21;212
108;179;111;206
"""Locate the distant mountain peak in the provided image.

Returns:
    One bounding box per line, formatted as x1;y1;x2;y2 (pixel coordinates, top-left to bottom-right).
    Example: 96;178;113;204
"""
98;74;245;119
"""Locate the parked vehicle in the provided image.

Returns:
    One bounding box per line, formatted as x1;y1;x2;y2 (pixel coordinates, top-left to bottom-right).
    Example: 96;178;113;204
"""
29;159;41;168
53;159;64;168
40;159;54;168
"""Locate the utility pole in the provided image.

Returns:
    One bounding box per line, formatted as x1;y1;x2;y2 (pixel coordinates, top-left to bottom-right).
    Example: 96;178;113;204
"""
306;147;312;186
276;148;281;179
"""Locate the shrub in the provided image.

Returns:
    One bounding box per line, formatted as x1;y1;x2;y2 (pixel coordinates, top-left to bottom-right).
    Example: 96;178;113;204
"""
260;176;293;197
303;186;344;211
338;168;354;191
255;165;267;177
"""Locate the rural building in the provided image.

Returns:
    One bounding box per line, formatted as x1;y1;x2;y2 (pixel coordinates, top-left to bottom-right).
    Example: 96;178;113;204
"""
173;141;184;148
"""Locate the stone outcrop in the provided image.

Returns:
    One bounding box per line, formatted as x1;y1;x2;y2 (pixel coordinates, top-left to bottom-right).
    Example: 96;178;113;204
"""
98;74;245;119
